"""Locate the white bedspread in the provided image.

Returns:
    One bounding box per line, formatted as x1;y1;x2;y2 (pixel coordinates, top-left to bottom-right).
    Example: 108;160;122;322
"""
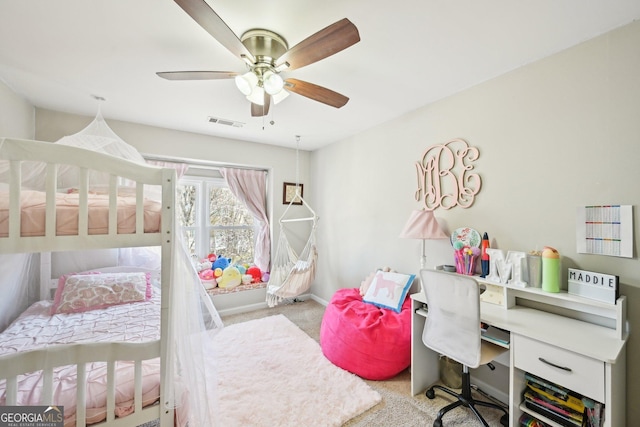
0;293;162;426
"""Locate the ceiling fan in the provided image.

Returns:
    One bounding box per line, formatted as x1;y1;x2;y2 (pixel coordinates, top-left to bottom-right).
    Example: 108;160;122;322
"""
157;0;361;117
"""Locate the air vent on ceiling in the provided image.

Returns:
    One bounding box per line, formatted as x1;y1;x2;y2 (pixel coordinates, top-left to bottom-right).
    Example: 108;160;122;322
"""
208;116;244;128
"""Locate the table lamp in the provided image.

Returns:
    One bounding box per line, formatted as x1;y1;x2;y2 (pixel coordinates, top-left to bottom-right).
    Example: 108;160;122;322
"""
399;209;448;269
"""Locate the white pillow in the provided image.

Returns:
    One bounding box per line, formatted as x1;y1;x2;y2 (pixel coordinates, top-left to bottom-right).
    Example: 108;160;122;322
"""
362;271;415;313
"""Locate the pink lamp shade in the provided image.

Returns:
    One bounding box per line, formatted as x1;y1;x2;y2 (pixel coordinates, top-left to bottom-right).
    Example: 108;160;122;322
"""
399;210;448;240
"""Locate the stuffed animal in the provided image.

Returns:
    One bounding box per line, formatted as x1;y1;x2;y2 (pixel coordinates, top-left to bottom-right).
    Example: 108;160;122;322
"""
262;272;270;282
198;269;216;290
241;274;253;285
196;260;212;272
217;266;242;289
246;266;262;283
213;256;231;270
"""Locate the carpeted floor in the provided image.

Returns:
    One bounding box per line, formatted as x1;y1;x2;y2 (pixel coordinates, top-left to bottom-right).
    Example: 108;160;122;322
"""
221;298;508;426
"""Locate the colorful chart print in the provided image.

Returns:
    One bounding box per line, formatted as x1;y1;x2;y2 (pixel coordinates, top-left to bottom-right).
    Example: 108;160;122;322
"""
450;227;481;248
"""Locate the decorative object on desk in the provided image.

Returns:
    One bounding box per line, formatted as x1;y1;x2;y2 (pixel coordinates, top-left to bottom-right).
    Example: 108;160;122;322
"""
399;209;448;269
541;246;561;293
282;181;303;205
576;205;633;258
526;251;542;288
568;268;619;304
453;241;480;275
480;232;490;277
450;226;481;248
413;138;482;210
485;248;528;286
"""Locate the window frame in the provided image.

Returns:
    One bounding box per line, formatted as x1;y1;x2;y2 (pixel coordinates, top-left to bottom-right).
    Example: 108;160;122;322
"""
178;174;257;263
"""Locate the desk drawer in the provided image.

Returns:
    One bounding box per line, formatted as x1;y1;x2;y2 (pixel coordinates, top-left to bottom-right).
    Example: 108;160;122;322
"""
513;334;604;402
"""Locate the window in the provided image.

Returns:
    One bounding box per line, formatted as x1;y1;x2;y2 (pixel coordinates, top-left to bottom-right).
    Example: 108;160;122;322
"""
177;175;256;264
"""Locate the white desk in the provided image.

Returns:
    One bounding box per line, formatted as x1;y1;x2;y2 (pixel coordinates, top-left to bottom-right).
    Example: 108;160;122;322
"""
410;278;627;427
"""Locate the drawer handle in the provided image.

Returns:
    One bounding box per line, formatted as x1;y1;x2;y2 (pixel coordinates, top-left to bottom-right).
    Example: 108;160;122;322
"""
538;357;572;372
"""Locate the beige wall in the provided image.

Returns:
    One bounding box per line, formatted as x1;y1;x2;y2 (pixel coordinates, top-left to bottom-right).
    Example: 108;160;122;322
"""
310;19;640;421
0;80;34;138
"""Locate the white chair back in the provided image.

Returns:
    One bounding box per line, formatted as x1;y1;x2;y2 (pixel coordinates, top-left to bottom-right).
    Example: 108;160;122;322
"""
420;269;482;368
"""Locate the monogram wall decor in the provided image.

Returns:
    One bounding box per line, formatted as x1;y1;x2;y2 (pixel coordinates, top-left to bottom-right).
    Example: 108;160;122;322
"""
414;138;481;210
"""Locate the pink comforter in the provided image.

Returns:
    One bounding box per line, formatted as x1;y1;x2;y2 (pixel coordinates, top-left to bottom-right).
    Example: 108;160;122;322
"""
0;294;162;426
0;190;162;237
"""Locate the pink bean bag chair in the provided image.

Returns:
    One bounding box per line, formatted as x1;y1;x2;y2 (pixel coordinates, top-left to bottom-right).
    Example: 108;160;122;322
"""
320;287;412;380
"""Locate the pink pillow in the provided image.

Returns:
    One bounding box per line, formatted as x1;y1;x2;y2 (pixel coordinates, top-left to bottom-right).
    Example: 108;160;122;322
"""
51;272;152;315
320;288;412;380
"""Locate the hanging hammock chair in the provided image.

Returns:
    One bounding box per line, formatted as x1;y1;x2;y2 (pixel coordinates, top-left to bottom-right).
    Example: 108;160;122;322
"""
266;193;318;307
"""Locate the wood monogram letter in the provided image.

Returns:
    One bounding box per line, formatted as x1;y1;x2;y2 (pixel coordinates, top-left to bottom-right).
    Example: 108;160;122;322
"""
415;138;481;210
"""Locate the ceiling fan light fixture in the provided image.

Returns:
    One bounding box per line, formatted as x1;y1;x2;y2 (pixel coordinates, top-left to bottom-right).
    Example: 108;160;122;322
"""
272;89;290;105
263;70;284;95
246;86;265;106
235;72;258;96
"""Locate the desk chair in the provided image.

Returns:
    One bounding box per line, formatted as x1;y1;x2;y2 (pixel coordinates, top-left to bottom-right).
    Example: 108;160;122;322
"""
420;269;508;427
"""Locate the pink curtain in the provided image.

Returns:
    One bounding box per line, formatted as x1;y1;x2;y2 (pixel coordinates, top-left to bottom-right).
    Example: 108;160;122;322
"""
220;168;270;272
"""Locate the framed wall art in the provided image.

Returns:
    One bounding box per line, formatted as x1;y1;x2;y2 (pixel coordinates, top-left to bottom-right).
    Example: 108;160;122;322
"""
283;182;303;205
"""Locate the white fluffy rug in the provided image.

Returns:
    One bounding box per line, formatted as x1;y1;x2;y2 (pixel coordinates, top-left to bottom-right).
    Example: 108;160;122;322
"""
211;314;382;426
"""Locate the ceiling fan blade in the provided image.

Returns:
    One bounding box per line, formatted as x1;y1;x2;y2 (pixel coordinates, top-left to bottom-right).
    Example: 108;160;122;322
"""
156;71;237;80
173;0;254;61
284;78;349;108
251;93;271;117
276;18;360;71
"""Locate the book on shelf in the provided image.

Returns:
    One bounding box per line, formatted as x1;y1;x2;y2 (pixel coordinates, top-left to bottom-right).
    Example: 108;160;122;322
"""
523;372;605;427
523;390;583;426
524;400;581;427
518;413;551;426
480;322;510;345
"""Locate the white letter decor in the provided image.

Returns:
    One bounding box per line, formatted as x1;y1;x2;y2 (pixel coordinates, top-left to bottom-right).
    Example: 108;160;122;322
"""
485;249;528;287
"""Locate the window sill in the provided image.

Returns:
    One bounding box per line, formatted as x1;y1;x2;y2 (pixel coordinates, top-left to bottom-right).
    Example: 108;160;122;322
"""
206;281;267;296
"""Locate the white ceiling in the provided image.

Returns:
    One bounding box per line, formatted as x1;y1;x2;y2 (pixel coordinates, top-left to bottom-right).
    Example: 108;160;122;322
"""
1;1;639;151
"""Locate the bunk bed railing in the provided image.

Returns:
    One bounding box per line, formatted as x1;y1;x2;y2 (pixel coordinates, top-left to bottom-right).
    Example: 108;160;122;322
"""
0;341;161;427
0;138;167;254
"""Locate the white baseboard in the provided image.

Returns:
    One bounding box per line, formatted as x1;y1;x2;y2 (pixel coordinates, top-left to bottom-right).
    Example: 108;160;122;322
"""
310;294;329;306
215;292;320;317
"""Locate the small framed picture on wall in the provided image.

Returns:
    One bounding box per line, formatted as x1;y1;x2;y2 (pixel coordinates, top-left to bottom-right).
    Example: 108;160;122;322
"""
283;182;303;205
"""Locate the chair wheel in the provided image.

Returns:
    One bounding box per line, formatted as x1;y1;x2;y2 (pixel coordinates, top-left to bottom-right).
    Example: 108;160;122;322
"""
500;413;509;426
433;419;442;427
426;388;435;399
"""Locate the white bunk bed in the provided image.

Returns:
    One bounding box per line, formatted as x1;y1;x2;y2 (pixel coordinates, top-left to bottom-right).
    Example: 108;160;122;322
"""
0;137;187;427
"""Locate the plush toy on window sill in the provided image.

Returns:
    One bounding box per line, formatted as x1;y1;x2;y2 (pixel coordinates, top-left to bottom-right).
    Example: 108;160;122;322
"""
217;266;242;289
246;266;262;283
198;269;217;290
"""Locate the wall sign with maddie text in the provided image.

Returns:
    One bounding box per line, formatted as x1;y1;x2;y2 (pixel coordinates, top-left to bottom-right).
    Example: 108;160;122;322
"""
414;138;482;210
